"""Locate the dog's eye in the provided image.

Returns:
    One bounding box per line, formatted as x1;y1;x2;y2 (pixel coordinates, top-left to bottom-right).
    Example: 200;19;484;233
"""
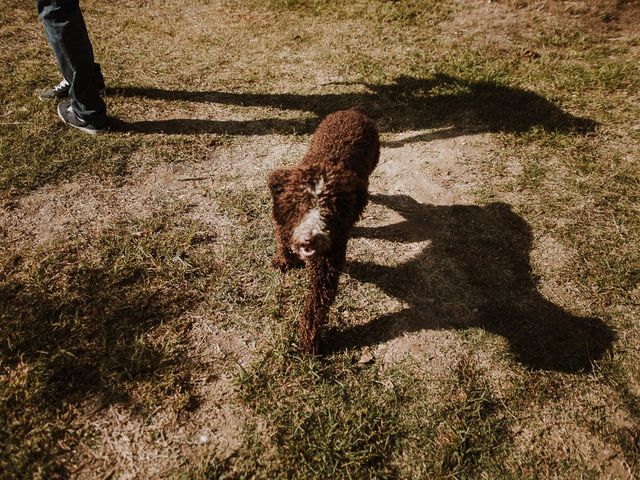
268;169;291;193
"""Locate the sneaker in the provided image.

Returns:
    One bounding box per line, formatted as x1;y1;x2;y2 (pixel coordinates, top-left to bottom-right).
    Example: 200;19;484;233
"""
39;78;106;101
39;79;70;100
57;100;107;135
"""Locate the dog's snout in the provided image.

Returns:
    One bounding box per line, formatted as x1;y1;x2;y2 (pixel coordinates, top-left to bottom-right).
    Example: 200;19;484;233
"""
290;207;331;260
293;231;327;259
299;232;314;246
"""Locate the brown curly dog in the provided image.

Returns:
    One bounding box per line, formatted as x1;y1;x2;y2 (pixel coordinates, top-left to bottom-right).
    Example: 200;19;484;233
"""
267;108;380;353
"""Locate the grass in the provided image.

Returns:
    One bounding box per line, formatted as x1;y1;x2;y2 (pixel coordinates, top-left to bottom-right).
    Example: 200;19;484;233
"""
1;0;639;478
254;0;451;25
0;205;219;478
222;350;512;480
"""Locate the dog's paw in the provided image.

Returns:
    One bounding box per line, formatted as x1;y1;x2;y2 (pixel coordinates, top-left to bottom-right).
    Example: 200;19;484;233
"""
299;337;320;356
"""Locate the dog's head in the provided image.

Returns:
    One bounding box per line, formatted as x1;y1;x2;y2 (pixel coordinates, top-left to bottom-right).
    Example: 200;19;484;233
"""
269;167;333;261
289;175;332;260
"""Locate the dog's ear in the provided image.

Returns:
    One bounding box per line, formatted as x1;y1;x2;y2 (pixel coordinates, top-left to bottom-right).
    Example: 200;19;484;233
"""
268;168;292;195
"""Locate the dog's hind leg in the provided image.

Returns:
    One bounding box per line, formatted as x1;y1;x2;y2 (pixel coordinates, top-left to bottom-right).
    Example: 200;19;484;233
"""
298;241;347;354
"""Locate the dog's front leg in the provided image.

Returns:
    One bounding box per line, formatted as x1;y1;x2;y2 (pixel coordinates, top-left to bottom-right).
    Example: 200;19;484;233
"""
272;224;303;272
298;243;346;354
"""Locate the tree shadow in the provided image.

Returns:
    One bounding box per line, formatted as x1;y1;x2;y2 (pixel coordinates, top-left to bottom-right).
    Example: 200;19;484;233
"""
0;215;219;476
0;226;214;411
108;73;596;142
326;194;614;373
1;269;188;406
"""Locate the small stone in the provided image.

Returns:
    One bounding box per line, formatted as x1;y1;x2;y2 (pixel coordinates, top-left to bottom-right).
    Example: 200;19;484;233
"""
198;434;209;445
381;378;395;390
358;347;375;364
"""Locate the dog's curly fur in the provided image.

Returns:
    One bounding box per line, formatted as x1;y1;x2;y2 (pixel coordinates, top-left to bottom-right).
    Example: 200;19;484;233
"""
268;109;380;354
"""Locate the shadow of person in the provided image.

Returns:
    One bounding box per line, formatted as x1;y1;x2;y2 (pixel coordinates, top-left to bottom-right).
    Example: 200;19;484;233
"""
328;194;613;373
108;73;596;141
108;116;317;136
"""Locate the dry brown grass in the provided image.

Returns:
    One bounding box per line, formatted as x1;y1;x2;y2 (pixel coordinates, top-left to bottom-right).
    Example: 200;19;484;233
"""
1;0;639;478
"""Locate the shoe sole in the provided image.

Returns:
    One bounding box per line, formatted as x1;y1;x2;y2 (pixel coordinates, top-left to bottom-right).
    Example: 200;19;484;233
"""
57;106;107;135
39;93;68;101
39;89;106;101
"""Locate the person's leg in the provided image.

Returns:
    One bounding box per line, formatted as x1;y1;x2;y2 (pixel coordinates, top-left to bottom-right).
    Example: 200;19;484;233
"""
36;0;106;127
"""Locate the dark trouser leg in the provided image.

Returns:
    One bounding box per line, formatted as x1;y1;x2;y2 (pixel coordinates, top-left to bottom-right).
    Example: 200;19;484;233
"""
37;0;106;126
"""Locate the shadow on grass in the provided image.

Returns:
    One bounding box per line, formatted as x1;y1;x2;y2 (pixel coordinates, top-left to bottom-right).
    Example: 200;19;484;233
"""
108;74;596;141
327;194;613;373
0;234;214;409
0;214;216;476
1;266;193;407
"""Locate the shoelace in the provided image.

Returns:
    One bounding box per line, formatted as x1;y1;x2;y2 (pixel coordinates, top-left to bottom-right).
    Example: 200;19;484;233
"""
54;79;70;92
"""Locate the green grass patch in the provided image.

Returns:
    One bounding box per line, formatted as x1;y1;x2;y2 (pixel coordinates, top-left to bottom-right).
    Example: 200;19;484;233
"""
208;351;515;479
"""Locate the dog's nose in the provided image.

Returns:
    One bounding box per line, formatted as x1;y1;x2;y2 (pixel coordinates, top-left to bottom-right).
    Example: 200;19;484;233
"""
300;232;314;246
